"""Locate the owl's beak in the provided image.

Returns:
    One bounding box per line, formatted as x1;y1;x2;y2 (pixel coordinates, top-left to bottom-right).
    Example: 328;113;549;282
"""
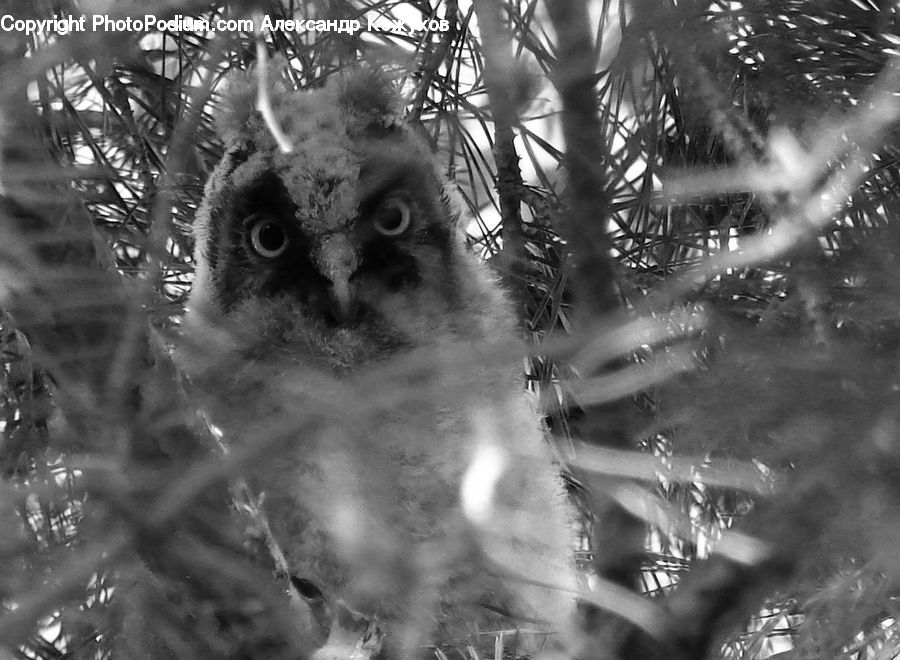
328;275;359;324
317;235;360;324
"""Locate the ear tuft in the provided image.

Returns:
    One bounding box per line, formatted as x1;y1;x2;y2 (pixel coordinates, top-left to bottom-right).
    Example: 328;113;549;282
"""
212;58;293;143
336;67;402;134
212;71;255;142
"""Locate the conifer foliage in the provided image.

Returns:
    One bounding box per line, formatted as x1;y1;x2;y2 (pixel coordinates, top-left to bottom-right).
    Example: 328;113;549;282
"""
2;0;900;658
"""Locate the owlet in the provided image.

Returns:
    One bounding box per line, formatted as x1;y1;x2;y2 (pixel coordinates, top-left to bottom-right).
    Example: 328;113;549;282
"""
177;67;578;657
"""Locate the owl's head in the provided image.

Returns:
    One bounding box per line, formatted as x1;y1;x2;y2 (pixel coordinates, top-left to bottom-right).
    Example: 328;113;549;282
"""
184;68;513;371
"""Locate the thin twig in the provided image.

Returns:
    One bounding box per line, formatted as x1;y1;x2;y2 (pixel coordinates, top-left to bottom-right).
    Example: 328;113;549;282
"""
254;22;294;154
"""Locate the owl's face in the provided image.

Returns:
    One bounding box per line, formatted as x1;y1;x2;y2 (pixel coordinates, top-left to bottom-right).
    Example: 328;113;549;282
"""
186;71;492;371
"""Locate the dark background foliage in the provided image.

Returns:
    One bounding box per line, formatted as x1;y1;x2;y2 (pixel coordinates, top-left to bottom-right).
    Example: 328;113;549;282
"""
2;0;900;658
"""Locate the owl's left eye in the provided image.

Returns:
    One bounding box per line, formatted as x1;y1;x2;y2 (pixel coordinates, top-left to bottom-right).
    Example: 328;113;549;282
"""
247;215;289;258
373;196;411;237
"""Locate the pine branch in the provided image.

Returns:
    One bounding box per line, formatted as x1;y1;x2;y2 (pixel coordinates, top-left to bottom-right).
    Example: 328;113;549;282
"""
473;0;527;291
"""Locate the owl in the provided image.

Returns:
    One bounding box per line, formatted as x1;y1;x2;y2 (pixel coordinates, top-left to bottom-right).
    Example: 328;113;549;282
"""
177;67;578;658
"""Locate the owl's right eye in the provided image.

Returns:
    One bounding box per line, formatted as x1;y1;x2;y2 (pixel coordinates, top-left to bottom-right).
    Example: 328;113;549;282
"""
373;196;411;237
247;215;290;259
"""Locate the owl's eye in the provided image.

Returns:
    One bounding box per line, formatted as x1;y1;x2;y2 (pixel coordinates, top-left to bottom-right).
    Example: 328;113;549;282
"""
247;215;289;258
373;196;411;237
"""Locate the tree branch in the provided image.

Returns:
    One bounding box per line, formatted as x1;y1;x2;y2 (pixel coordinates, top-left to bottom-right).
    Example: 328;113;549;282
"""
472;0;526;291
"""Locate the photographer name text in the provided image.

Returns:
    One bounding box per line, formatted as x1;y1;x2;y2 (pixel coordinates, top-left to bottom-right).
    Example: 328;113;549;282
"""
0;14;453;36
